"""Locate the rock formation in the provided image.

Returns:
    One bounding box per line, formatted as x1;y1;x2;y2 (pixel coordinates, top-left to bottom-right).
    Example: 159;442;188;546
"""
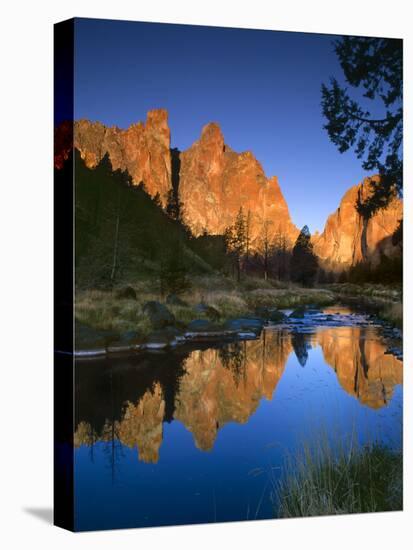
179;122;300;245
56;109;172;205
55;109;402;268
313;176;402;269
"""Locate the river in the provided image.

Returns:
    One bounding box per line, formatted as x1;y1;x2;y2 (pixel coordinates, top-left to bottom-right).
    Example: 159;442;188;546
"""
74;306;403;530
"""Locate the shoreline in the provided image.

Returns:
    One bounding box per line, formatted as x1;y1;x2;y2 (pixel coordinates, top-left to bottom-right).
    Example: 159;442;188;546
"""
72;304;402;361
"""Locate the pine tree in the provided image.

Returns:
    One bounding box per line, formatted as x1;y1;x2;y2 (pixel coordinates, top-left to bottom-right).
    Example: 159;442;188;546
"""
321;37;402;217
259;220;273;281
291;225;318;287
245;210;252;263
232;208;247;281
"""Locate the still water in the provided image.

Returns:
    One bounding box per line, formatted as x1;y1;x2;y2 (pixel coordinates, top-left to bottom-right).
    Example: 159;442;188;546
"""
74;310;403;531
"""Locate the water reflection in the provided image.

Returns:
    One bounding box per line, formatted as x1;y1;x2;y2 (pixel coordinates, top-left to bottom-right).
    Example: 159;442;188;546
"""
75;326;402;464
317;326;403;408
175;331;290;451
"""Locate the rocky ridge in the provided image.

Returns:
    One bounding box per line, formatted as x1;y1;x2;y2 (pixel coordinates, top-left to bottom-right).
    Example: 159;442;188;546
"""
55;109;402;267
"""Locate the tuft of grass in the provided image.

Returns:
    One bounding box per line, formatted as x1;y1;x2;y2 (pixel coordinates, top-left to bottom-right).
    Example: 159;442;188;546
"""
273;437;402;518
168;304;205;326
75;288;153;335
207;291;249;318
380;302;403;329
245;288;335;310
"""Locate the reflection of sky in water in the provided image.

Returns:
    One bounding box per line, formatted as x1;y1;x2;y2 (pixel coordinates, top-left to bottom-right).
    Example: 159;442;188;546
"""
74;326;403;531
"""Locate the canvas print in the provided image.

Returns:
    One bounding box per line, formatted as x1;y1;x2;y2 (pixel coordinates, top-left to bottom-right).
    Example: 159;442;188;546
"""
54;18;403;531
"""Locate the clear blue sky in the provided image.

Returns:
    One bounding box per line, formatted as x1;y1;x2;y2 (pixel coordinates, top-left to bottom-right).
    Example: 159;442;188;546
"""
73;18;376;233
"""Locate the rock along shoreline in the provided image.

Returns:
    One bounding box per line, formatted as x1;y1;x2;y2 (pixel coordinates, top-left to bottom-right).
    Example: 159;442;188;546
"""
71;306;402;361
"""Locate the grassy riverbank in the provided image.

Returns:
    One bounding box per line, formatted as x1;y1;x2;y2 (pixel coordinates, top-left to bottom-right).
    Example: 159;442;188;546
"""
328;282;403;329
75;277;403;338
75;275;336;335
273;439;403;517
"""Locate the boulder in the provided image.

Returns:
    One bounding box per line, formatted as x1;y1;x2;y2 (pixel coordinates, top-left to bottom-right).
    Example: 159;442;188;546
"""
145;327;182;349
121;330;141;342
255;306;286;323
194;303;221;320
225;318;264;334
143;301;175;329
187;319;214;332
166;293;188;307
107;330;145;353
115;286;137;300
289;308;306;319
75;322;119;351
268;310;287;323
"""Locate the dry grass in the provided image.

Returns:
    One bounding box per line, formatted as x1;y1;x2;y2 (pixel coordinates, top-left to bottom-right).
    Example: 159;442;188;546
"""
75;278;336;334
245;288;334;310
330;283;402;302
328;283;403;329
75;289;153;334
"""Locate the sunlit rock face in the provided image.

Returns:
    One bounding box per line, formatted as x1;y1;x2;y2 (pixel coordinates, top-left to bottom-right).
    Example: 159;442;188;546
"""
179;122;300;246
56;110;402;265
174;332;292;451
117;383;165;464
313;176;402;269
317;327;403;408
72;109;172;205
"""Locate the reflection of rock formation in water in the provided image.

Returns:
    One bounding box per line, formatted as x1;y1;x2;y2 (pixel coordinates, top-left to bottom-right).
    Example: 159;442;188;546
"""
74;420;96;447
174;331;292;451
74;326;403;464
74;334;291;461
117;383;165;463
74;383;165;464
317;327;403;408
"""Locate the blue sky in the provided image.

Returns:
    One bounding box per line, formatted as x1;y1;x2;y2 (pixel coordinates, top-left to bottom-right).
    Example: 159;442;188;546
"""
73;18;378;233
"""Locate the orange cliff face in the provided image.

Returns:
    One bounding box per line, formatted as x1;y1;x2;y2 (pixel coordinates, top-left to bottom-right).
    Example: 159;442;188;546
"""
55;109;172;205
55;109;402;266
55;110;299;249
313;176;402;269
179;122;300;245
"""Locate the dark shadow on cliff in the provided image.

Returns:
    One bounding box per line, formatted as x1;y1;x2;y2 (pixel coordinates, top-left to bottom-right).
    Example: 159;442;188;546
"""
170;147;181;196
